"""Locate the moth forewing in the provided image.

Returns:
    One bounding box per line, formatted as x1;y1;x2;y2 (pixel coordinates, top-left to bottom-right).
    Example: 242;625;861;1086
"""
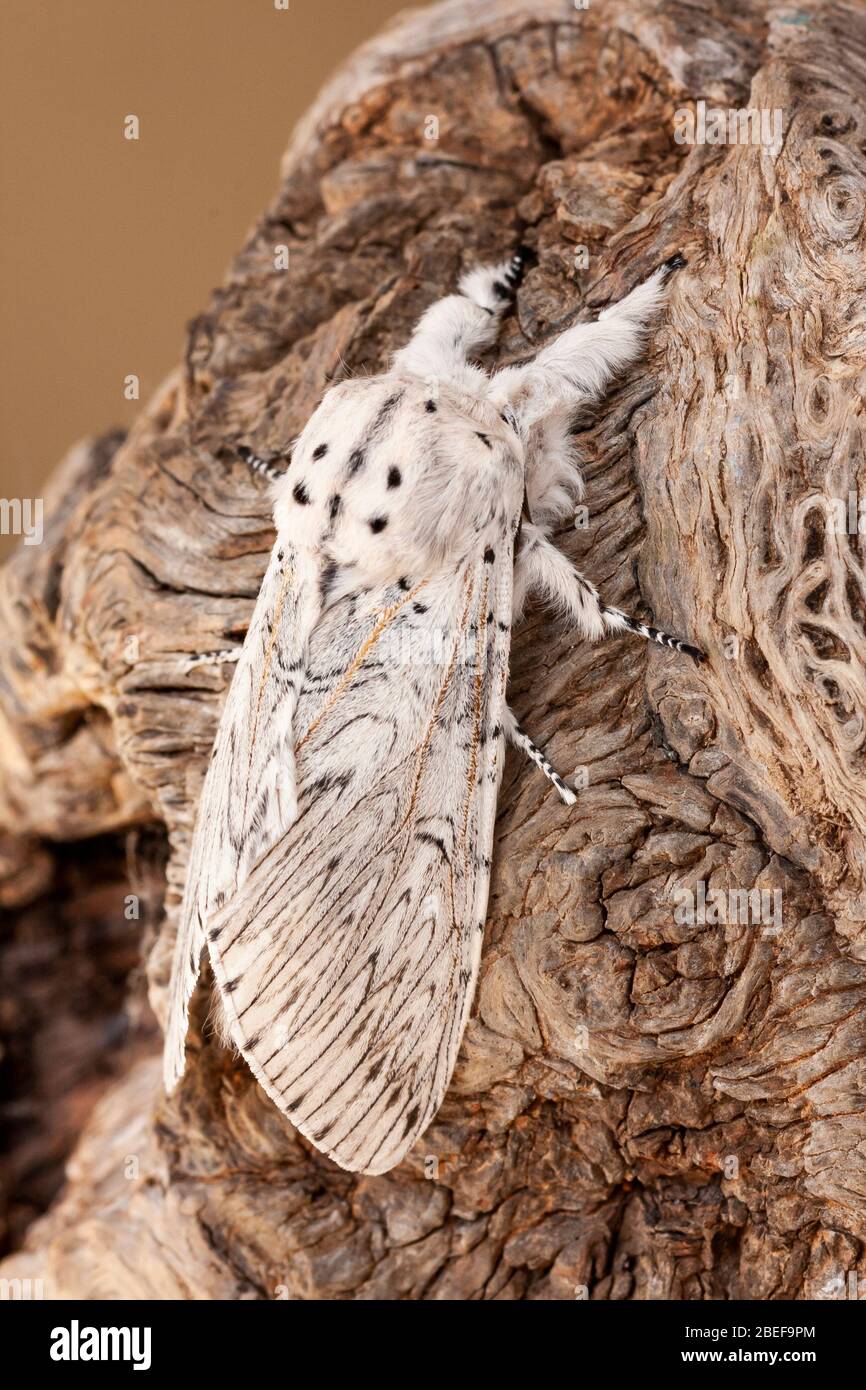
203;532;518;1175
163;538;320;1094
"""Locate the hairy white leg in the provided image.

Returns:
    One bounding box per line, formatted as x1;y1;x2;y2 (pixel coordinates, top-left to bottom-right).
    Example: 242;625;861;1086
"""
514;523;605;638
520;408;584;524
498;255;685;422
596;255;686;325
393;252;525;381
503;704;577;806
516;524;704;660
458;253;526;313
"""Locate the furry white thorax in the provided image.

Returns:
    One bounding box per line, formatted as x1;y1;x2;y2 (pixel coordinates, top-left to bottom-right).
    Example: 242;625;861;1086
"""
268;256;672;628
271;372;524;589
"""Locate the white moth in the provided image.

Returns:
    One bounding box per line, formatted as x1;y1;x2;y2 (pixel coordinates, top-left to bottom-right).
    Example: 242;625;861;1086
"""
165;251;702;1175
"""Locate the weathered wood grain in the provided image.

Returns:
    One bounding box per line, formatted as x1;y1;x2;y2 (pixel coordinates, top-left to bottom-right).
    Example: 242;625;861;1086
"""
1;0;865;1299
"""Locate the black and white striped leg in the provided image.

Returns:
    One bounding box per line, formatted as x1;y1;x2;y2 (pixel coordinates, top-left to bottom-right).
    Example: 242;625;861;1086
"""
183;647;242;674
601;605;705;663
237;444;286;485
504;708;577;806
494;248;529;301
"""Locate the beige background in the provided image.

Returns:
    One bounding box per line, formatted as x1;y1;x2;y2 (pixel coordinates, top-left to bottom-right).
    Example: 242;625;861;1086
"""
0;0;415;554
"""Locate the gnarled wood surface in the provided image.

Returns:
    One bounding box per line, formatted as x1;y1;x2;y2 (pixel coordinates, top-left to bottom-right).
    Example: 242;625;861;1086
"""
2;0;865;1299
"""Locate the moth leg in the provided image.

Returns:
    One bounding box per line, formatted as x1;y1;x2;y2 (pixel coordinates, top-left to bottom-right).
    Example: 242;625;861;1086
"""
516;524;704;661
392;251;526;381
458;251;527;314
497;254;685;418
182;647;243;673
503;705;577;806
237;444;287;485
599;604;706;662
596;253;686;326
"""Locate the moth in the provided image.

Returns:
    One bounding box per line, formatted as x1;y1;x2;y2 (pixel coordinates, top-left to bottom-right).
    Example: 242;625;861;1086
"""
164;250;703;1174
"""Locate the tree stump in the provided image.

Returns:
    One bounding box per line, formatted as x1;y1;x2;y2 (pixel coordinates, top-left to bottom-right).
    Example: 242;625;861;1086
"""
2;0;865;1300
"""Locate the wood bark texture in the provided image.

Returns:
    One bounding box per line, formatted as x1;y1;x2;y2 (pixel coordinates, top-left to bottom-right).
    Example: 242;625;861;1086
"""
2;0;866;1300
